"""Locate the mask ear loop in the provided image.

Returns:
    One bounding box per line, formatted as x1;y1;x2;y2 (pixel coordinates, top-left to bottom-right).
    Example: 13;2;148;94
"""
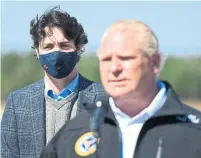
31;45;39;59
35;48;40;59
77;46;85;62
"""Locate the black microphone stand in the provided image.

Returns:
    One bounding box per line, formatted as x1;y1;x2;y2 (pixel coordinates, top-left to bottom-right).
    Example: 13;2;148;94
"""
90;95;109;158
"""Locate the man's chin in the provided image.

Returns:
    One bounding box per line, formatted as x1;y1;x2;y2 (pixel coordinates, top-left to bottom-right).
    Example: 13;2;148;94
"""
108;90;129;99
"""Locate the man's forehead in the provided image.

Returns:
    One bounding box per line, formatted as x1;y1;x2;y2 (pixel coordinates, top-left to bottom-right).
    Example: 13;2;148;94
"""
103;29;135;42
41;27;69;44
98;50;136;59
42;36;68;43
98;29;138;54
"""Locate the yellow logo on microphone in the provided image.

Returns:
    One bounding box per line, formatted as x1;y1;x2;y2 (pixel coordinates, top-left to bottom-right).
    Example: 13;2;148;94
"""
75;132;99;156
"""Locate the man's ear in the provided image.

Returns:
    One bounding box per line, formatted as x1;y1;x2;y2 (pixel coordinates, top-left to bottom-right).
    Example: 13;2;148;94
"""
151;51;160;74
77;45;84;53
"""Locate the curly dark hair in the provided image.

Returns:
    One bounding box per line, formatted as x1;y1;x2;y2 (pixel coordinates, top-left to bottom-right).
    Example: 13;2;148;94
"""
30;6;88;53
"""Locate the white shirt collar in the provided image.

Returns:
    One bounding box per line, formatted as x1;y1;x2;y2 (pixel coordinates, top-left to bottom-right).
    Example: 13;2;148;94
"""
109;81;167;127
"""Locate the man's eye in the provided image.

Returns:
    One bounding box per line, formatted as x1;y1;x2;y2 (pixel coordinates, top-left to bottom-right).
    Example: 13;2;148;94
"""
120;56;136;60
61;45;71;49
102;57;111;62
43;45;52;49
60;44;73;50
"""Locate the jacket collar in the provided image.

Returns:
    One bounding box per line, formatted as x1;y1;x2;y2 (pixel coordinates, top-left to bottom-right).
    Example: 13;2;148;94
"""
65;81;189;131
83;81;188;126
152;81;187;117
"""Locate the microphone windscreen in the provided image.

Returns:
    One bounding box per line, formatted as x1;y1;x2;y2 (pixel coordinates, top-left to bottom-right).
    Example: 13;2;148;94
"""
90;94;109;135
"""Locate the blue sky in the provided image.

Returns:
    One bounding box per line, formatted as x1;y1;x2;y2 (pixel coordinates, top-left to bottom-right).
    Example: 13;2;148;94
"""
1;1;201;56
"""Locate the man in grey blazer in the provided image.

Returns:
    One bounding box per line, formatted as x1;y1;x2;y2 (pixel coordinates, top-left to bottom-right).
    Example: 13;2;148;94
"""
1;6;105;158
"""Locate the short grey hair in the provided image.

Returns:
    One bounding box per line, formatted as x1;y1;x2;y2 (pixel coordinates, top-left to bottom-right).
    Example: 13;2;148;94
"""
101;20;159;56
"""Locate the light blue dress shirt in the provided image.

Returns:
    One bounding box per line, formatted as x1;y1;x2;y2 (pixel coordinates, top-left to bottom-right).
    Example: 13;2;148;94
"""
45;73;79;101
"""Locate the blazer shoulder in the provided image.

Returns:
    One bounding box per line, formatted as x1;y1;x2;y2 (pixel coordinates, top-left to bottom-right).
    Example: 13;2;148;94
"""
10;79;44;96
90;82;105;93
79;74;106;94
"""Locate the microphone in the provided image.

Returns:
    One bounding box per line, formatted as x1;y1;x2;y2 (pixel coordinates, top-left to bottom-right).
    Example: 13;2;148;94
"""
90;94;109;138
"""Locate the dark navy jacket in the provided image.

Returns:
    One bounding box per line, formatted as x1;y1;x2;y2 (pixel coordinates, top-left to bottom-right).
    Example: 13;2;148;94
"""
41;82;201;158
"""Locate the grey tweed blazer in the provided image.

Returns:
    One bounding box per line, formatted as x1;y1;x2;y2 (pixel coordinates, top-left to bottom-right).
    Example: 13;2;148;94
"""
1;74;105;158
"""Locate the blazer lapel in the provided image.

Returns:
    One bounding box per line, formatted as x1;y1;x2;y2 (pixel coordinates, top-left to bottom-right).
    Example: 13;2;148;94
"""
76;74;95;114
29;79;46;155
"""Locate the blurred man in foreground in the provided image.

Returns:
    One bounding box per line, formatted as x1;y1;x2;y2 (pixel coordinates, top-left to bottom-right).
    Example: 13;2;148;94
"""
41;20;201;158
1;6;105;158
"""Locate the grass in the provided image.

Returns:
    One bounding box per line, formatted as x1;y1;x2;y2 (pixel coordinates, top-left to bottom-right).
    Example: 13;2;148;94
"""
183;100;201;111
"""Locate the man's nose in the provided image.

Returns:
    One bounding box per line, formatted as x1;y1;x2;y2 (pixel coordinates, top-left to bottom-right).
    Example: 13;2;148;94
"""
52;42;62;52
111;57;122;77
53;46;61;52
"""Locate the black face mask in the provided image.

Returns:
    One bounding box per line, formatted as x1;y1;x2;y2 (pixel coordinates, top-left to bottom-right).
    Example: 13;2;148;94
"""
39;51;78;79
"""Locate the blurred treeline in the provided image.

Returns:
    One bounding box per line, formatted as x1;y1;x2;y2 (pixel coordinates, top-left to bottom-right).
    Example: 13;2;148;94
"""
1;52;201;102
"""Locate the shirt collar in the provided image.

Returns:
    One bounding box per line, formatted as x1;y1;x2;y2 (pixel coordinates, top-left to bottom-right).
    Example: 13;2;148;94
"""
66;73;79;93
44;73;79;96
109;80;167;125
